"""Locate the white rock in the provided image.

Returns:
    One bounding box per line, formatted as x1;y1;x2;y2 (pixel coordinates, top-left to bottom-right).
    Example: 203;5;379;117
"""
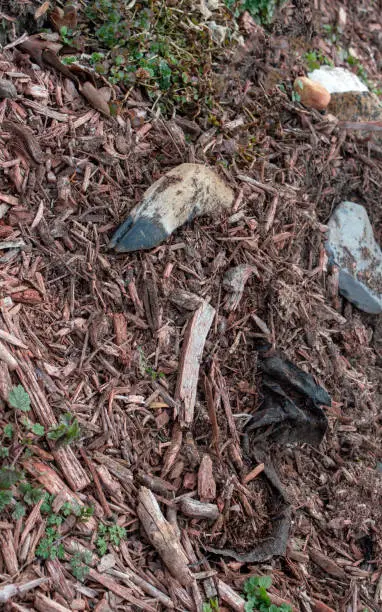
308;66;368;94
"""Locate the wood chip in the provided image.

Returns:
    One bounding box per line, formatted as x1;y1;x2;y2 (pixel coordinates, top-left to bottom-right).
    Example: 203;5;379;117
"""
176;300;215;424
137;486;193;587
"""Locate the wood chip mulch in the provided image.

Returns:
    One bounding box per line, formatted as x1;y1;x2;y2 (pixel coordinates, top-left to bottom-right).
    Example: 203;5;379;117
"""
0;1;381;611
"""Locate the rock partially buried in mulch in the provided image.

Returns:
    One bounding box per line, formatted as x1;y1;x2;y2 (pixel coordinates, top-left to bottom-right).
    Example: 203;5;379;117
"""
308;66;368;93
326;201;382;314
0;79;17;99
308;66;382;122
109;163;234;252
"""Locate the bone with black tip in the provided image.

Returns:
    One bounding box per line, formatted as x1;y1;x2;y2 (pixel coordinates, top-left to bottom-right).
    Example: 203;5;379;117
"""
109;163;234;253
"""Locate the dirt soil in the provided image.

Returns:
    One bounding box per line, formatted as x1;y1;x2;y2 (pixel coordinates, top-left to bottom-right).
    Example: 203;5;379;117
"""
0;1;381;611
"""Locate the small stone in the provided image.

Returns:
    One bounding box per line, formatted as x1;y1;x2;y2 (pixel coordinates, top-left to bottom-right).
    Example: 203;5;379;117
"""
293;76;331;111
97;553;116;573
0;79;17;99
325;201;382;314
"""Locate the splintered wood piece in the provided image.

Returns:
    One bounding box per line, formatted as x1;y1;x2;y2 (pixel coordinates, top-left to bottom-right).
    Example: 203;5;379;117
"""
34;593;71;612
179;498;219;520
0;361;12;401
161;422;182;478
204;375;220;455
137;486;193;587
198;455;216;503
79;448;112;518
216;368;239;445
87;568;156;612
176;300;215;424
243;463;265;484
46;558;75;602
217;580;245;612
143;277;160;332
23;458;96;533
113;313;128;346
108;568;174;608
310;549;346;579
0;578;49;605
165;571;194;610
0;532;18;574
0;340;18;370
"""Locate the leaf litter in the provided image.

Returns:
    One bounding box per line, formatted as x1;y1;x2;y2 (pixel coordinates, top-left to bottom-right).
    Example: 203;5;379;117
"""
0;0;381;611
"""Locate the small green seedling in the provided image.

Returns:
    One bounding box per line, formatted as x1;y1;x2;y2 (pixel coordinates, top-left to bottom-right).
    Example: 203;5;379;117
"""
36;526;65;560
70;550;93;582
243;575;292;612
8;385;31;412
47;413;81;447
96;522;126;556
203;597;219;612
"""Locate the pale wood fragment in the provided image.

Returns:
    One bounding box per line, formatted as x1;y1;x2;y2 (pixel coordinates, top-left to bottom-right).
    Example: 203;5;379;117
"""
137;486;193;587
34;593;71;612
176;300;215;424
217;579;245;612
0;531;18;574
180;498;219;520
0;577;49;604
0;340;18;369
87;568;156;612
198;454;216;502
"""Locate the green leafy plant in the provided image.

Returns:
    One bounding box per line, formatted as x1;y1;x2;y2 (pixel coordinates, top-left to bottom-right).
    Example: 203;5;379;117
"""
21;417;45;437
0;464;45;517
4;424;13;439
96;522;126;556
203;597;219;612
8;385;31;412
345;52;382;95
138;347;165;381
243;576;292;612
0;489;13;512
224;0;281;25
59;25;75;46
304;50;333;72
47;413;81;447
61;55;78;65
291;90;301;103
0;467;21;490
36;496;95;560
19;482;44;506
83;0;228;112
70;550;93;581
0;423;13;458
36;526;65;560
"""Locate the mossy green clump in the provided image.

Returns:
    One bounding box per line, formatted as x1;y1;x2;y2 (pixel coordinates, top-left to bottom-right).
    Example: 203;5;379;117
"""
224;0;281;25
81;0;235;112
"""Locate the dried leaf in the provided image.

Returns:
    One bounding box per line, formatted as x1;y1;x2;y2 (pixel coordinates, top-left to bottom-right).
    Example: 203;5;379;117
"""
80;82;111;116
50;5;78;30
35;1;50;20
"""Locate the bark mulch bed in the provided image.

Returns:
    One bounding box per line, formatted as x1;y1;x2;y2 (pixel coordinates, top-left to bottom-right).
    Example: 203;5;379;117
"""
0;1;381;611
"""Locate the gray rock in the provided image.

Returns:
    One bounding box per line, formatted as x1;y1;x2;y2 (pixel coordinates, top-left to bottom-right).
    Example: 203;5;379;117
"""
0;79;17;99
326;201;382;314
